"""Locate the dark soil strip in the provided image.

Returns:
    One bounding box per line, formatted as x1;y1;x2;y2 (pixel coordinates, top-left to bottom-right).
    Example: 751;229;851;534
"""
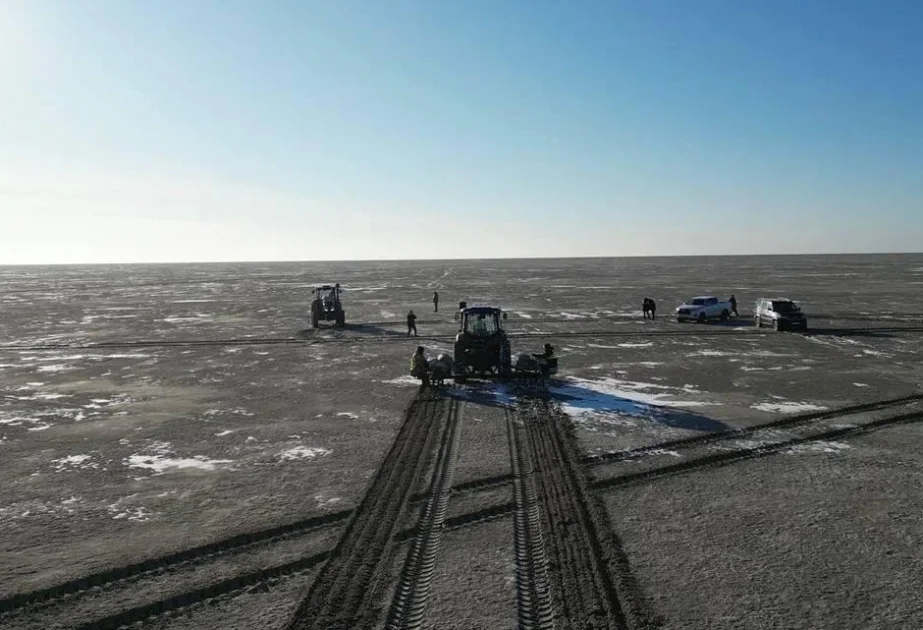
443;501;515;530
583;393;923;467
284;391;447;630
386;400;465;629
593;409;923;492
517;393;656;630
0;508;352;615
507;410;556;630
73;550;331;630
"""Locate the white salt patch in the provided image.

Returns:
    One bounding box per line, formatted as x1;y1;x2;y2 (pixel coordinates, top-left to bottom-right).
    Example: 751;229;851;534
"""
514;311;533;319
215;430;235;437
783;441;851;455
14;393;69;401
551;376;714;416
689;349;734;357
560;312;585;320
752;402;828;414
617;342;653;348
336;412;359;419
125;442;231;474
27;382;45;387
36;364;76;373
381;375;421;386
853;383;869;387
51;454;96;471
279;446;332;461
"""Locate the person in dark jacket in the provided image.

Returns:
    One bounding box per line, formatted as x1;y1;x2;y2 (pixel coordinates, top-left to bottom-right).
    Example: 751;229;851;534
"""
433;291;439;313
729;295;739;318
410;346;429;385
649;298;657;320
407;310;418;337
642;298;650;320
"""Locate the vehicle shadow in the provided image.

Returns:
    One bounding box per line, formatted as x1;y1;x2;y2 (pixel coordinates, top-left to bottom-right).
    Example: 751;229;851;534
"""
293;324;410;339
547;381;731;433
444;383;516;409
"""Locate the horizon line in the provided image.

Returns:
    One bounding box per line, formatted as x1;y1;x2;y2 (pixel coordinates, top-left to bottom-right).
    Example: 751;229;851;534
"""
2;251;922;267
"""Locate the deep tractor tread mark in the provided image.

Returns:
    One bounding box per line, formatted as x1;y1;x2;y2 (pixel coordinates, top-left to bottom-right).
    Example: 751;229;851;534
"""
10;322;922;352
0;473;518;618
386;400;465;630
506;410;557;630
284;389;447;630
0;508;353;615
593;409;923;492
583;393;923;467
515;386;659;630
73;551;331;630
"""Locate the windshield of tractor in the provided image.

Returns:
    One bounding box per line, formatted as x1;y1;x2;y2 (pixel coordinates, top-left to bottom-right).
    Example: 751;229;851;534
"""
467;312;498;336
320;288;337;307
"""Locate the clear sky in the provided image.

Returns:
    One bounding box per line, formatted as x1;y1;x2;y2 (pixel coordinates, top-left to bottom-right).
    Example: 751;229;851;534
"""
2;0;922;263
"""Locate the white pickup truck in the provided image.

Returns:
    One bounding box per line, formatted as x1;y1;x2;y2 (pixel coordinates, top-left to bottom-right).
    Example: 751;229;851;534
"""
675;296;733;323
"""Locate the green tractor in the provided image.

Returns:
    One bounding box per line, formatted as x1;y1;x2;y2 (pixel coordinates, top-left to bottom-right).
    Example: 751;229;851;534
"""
453;305;512;382
310;284;345;328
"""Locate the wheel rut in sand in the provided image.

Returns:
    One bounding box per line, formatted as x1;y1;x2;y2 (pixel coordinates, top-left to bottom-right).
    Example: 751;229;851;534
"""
512;391;656;630
507;409;556;630
385;399;464;630
285;390;448;630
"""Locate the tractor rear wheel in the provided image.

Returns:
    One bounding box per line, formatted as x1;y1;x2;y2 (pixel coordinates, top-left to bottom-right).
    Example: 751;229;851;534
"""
499;342;512;382
335;310;345;327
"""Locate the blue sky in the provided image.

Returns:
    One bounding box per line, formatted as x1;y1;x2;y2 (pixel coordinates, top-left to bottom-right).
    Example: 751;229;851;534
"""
1;0;921;263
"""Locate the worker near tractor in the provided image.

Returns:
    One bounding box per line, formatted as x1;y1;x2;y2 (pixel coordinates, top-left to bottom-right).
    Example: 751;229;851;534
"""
407;310;418;337
433;291;439;312
410;346;429;385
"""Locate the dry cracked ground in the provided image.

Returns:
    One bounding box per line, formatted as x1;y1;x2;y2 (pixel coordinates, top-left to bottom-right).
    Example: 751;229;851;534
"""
1;255;923;630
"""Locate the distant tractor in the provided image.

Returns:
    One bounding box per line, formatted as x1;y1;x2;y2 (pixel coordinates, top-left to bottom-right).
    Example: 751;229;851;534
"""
310;284;345;328
453;305;512;382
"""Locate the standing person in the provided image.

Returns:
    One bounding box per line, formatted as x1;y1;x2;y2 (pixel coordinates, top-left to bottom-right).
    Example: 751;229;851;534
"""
433;291;439;313
410;346;429;385
406;310;418;337
649;298;657;320
642;298;650;320
729;295;739;318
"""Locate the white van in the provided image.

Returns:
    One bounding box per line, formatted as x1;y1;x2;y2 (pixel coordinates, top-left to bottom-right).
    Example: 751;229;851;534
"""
755;298;808;331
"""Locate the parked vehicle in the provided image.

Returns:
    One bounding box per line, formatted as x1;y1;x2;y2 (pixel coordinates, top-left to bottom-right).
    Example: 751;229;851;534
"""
675;296;733;323
755;298;808;331
310;283;345;328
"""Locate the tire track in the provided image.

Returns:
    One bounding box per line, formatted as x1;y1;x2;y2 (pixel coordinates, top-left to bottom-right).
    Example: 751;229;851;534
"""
284;391;447;630
0;509;351;615
386;400;464;630
583;393;923;467
593;408;923;492
0;476;511;619
506;409;556;630
72;551;331;630
516;390;655;630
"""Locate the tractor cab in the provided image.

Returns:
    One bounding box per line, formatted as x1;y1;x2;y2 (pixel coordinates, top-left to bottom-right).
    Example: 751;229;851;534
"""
453;305;511;381
457;306;506;337
310;283;345;328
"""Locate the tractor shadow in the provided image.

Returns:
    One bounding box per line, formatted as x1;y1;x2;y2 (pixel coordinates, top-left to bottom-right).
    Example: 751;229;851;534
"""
547;381;731;433
294;324;409;339
444;383;516;409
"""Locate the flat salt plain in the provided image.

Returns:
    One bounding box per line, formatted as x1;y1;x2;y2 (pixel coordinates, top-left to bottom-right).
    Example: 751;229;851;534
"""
1;254;922;630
